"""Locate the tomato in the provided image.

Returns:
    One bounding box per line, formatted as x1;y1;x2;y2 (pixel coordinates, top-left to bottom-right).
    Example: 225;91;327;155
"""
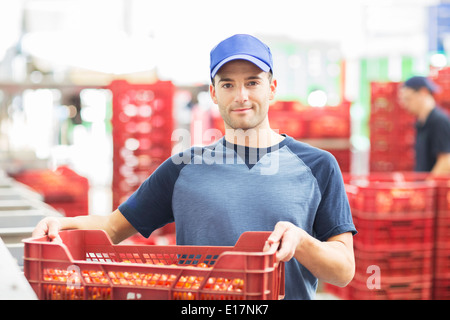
196;262;210;268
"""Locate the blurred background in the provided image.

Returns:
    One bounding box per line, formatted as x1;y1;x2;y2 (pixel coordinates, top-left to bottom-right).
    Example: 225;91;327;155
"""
2;0;446;213
1;0;450;300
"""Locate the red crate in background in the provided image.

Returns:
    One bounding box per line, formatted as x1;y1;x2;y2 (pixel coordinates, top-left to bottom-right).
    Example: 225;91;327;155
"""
433;174;450;299
352;211;434;248
11;166;89;217
435;177;450;217
308;102;351;139
369;82;416;172
23;230;285;300
347;273;432;300
369;153;415;173
268;111;309;138
433;277;450;300
435;244;450;277
349;180;435;214
354;243;433;278
370;82;400;114
325;172;446;300
268;101;351;140
109;80;175;211
431;67;450;114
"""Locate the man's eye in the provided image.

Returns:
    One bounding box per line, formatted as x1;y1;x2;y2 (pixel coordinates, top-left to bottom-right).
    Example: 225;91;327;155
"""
247;81;258;86
222;83;233;88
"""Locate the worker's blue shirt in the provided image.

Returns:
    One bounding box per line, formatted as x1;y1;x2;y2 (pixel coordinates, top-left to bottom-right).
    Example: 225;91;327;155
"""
119;135;356;300
415;107;450;172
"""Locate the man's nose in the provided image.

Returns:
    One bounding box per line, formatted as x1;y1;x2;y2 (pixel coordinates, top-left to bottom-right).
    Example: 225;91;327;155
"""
234;85;249;103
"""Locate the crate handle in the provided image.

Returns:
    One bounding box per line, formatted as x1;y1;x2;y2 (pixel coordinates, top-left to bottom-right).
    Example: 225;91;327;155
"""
233;231;273;251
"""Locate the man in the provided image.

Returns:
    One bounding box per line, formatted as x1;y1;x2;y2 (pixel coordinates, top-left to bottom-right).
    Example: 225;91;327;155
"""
32;34;356;300
399;76;450;174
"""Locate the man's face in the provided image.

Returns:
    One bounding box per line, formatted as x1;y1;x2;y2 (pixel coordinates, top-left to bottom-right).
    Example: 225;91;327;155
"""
398;87;424;115
210;60;276;131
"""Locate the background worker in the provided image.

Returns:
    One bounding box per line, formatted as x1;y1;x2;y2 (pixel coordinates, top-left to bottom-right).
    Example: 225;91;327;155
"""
399;76;450;175
33;34;357;300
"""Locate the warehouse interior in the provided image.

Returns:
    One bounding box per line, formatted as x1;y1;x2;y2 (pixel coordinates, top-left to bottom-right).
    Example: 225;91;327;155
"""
1;0;450;301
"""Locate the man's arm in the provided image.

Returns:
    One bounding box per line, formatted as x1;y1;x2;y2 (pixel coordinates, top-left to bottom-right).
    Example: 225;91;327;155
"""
431;153;450;175
265;221;355;287
32;209;138;244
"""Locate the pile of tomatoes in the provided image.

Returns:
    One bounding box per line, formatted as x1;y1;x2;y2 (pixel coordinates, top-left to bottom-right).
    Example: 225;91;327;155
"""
42;262;245;300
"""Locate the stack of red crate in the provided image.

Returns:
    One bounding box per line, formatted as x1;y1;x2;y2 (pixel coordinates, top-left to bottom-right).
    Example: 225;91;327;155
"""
267;100;351;140
327;172;436;300
369;82;416;172
269;101;351;172
431;67;450;115
429;67;450;298
433;176;450;299
109;80;174;210
11;166;89;217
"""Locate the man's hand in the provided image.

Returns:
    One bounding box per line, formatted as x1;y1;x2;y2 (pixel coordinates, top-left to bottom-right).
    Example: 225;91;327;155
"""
32;216;63;242
264;221;307;262
264;221;355;287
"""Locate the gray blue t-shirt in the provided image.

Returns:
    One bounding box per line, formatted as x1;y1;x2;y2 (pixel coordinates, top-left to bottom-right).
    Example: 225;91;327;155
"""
119;134;356;299
415;107;450;172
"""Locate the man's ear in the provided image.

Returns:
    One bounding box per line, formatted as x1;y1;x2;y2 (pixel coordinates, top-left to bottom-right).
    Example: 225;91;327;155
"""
210;84;218;104
269;79;277;101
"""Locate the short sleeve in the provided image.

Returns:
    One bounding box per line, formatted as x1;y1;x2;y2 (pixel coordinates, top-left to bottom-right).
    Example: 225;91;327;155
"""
431;111;450;156
118;156;182;238
311;152;357;241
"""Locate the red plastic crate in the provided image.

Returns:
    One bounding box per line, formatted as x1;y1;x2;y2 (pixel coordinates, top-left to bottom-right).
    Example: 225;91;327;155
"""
308;114;350;138
432;276;450;300
369;82;418;173
268;111;308;138
266;101;350;139
350;181;436;214
269;100;307;112
347;273;432;300
436;217;450;244
109;80;175;210
352;211;434;248
354;244;433;278
370;82;399;98
23;230;285;300
436;178;450;217
370;82;401;115
370;129;415;149
11;166;89;217
435;244;450;277
369;152;415;172
369;113;415;135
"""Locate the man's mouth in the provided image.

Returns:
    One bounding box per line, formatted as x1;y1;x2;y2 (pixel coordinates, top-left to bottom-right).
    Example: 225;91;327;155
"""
232;107;252;113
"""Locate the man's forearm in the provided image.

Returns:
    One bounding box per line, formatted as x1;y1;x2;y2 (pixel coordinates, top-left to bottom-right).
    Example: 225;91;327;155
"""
33;209;137;244
294;232;355;287
59;215;110;232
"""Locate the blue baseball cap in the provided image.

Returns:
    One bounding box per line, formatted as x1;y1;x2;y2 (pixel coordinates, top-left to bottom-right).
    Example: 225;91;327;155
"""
210;34;273;79
403;76;439;94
